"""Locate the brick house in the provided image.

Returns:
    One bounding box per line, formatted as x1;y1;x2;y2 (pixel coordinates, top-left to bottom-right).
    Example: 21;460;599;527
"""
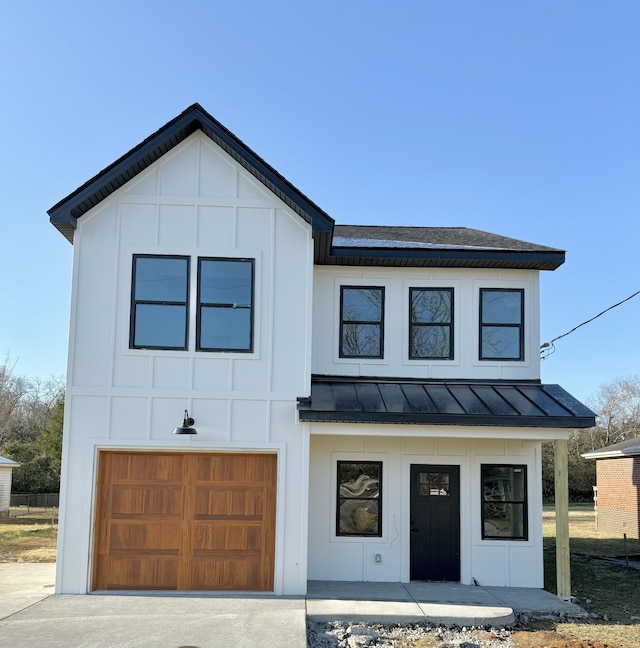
583;438;640;539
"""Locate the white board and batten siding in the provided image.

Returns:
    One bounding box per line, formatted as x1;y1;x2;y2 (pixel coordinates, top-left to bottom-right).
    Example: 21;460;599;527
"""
308;433;545;588
312;266;541;381
57;132;313;595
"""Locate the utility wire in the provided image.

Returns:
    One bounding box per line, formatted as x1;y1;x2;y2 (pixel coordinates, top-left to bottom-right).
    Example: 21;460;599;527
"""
541;288;640;359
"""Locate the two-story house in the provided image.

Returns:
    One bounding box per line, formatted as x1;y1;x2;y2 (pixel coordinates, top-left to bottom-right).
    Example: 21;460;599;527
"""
49;104;594;597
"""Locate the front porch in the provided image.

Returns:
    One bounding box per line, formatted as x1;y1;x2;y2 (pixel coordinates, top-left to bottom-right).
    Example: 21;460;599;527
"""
307;580;584;626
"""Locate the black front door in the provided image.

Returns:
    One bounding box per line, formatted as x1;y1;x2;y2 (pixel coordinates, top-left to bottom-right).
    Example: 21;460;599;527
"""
410;464;460;581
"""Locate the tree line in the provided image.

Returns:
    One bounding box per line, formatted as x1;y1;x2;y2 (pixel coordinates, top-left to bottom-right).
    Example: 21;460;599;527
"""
0;357;64;493
2;353;639;501
541;375;640;501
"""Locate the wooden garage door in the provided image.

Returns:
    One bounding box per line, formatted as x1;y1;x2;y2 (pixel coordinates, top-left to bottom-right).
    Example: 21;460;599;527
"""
93;451;277;591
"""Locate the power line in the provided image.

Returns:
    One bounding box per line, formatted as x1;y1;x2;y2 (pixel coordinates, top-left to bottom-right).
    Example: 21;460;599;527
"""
540;288;640;359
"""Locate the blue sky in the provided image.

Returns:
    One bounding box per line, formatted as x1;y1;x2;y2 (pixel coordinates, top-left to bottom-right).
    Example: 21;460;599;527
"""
1;1;638;404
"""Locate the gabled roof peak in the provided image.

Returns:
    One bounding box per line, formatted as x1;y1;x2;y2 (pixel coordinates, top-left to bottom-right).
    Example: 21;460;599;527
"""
48;103;335;245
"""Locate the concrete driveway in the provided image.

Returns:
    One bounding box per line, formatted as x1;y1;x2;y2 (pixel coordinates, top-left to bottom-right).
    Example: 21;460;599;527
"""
0;564;307;648
0;563;583;647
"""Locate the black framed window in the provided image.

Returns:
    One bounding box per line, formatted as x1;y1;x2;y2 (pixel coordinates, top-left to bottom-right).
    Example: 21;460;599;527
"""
480;289;524;360
130;255;189;350
481;464;528;540
340;286;384;358
410;288;453;359
337;461;382;536
197;258;254;352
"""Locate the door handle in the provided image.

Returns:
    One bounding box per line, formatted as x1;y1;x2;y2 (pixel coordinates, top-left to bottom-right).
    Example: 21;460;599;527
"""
410;527;419;533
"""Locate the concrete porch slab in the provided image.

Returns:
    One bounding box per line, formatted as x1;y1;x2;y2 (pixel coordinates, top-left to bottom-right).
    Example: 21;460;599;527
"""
307;580;585;626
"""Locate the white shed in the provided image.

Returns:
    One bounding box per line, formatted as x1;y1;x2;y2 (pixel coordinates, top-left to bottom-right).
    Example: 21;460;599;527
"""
0;456;19;517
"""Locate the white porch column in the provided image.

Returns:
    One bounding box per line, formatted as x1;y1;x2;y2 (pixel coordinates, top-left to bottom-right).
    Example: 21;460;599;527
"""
554;438;571;600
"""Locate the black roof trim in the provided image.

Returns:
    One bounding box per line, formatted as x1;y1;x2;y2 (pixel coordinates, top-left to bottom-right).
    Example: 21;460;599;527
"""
48;103;334;243
324;246;564;270
297;376;595;428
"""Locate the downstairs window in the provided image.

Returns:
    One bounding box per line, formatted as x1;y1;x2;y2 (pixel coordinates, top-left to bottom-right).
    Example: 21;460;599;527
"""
481;464;528;540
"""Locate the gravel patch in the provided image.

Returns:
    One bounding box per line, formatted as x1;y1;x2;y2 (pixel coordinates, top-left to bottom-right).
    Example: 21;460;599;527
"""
307;620;515;648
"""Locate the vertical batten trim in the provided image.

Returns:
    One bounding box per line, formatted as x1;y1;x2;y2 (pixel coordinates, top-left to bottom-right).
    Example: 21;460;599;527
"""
226;398;232;442
105;205;122;439
147;359;154;441
267;208;276;392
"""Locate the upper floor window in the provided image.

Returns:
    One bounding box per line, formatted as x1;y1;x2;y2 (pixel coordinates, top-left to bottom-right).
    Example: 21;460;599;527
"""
197;258;254;352
481;464;528;540
130;255;189;350
479;289;524;360
409;288;453;360
129;255;254;353
339;286;384;358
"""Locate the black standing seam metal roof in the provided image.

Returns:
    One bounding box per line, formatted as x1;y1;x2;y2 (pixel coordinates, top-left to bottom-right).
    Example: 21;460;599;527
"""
297;377;596;428
48;104;565;271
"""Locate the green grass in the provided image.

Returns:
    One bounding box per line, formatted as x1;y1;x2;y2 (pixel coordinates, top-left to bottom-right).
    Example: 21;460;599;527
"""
537;506;640;648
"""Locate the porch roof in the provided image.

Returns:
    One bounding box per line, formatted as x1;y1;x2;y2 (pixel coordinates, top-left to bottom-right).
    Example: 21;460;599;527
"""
297;376;596;428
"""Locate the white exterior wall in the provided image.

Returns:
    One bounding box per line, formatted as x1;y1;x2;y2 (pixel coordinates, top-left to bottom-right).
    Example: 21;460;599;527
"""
57;132;313;595
0;466;14;514
312;266;540;380
308;430;550;588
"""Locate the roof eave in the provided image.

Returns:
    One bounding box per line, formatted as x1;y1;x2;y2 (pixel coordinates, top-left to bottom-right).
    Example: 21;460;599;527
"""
320;246;565;270
298;410;594;428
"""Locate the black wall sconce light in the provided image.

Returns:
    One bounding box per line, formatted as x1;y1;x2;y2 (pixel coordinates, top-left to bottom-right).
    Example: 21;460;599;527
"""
172;409;197;435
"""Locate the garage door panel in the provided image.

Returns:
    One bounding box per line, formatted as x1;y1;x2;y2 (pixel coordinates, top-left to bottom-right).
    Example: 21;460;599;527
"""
192;523;262;551
194;486;265;518
111;485;183;517
94;452;276;591
194;454;271;483
109;453;184;481
190;557;262;590
108;522;181;552
96;556;179;590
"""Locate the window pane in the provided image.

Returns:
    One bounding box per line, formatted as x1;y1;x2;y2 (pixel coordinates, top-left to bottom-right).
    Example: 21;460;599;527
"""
134;304;186;348
418;472;450;496
411;326;450;359
342;324;381;357
343;288;383;322
483;466;526;501
412;289;451;323
481;326;520;359
200;307;251;350
483;503;525;538
482;465;527;540
339;500;379;535
134;257;188;302
200;260;252;305
337;462;381;537
339;463;380;495
482;290;522;324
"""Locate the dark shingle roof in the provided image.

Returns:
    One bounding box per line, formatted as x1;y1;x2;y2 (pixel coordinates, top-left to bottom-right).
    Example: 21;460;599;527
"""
298;376;595;428
48;105;565;271
327;226;565;270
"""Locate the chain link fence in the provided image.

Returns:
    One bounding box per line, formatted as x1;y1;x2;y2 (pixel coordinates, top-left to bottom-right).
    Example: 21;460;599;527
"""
9;493;59;518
